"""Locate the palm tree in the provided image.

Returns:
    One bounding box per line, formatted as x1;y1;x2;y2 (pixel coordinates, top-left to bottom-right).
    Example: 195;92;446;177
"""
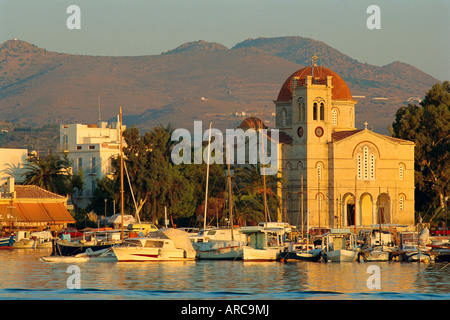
234;164;284;224
22;154;72;195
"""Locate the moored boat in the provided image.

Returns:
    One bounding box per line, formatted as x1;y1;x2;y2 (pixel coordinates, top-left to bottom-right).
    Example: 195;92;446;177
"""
113;228;196;262
0;236;14;250
240;225;289;261
322;229;359;262
285;242;321;262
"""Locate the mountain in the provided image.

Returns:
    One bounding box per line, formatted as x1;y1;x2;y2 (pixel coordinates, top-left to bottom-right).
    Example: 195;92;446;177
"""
0;37;440;136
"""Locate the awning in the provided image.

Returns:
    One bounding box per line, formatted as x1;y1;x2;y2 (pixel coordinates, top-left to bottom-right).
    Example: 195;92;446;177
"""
41;203;75;223
0;201;75;224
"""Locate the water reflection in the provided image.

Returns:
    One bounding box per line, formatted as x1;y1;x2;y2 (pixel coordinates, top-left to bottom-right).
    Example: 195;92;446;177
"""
0;250;449;299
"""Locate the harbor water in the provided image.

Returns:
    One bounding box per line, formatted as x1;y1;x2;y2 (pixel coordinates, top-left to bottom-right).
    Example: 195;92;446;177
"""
0;248;449;300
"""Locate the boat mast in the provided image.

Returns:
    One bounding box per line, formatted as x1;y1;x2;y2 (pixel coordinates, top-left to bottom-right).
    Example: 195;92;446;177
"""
203;123;212;242
301;172;304;238
226;148;234;241
260;112;269;248
120;106;124;241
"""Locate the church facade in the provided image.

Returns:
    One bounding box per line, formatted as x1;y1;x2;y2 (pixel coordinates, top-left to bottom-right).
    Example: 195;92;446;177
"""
273;61;415;230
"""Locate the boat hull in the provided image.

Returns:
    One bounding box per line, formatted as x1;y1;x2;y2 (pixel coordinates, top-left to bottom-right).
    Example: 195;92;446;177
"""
0;236;14;250
406;251;432;262
193;241;244;260
242;246;284;261
287;250;321;262
52;240;116;256
113;246;196;262
323;249;358;262
360;250;390;262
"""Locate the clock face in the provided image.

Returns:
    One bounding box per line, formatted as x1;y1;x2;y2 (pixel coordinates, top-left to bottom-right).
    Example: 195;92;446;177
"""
315;126;324;137
297;126;303;138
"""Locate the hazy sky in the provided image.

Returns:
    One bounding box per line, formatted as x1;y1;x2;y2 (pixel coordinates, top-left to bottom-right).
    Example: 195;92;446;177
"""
1;0;449;81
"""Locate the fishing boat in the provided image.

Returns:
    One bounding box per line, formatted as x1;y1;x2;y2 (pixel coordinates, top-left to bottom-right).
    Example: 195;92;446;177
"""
12;230;39;249
50;230;121;257
113;228;196;262
358;228;396;262
322;229;359;262
284;242;321;262
241;225;289;261
192;228;246;260
0;236;14;250
400;228;434;262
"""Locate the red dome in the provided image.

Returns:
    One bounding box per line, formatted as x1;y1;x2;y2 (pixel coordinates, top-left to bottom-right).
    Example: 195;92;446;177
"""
276;66;353;102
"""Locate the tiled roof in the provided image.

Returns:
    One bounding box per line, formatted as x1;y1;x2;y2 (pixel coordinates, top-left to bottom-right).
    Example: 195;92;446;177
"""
331;130;362;142
13;185;67;200
238;117;268;130
276;66;354;102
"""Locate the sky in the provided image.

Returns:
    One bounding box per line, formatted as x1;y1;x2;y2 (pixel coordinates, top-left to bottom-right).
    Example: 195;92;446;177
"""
0;0;449;81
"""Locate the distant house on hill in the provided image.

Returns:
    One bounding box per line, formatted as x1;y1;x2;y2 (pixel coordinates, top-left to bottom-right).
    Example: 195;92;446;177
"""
0;178;75;233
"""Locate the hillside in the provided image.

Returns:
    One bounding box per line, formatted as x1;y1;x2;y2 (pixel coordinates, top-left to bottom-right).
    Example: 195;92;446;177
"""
0;37;440;136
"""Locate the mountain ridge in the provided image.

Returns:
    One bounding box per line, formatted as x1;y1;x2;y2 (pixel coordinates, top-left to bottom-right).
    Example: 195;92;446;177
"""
0;37;440;135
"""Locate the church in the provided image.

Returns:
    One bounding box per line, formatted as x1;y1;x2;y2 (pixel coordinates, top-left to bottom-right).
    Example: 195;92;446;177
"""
268;57;415;230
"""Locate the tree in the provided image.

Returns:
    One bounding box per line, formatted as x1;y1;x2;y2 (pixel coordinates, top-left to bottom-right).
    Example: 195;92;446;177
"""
22;154;72;196
391;81;450;220
234;164;284;225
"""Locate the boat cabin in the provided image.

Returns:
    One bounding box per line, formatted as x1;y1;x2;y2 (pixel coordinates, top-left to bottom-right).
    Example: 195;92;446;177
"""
240;226;287;249
322;229;358;252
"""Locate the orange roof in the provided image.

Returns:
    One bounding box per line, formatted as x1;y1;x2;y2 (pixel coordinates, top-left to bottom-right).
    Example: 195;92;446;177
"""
14;185;67;200
238;117;267;130
0;202;74;224
276;66;354;102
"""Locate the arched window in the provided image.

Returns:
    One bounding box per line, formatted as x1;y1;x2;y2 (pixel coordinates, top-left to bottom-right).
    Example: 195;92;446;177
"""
317;163;322;180
318;194;323;211
399;164;404;180
281;108;287;127
399;195;404;211
313;103;318;120
332;109;338;126
357;146;376;180
319;102;324;121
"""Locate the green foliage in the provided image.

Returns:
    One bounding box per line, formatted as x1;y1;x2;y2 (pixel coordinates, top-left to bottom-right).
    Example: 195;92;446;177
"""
22;154;72;195
391;81;450;221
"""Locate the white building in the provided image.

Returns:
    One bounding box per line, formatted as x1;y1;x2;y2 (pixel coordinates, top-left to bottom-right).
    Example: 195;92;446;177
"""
0;148;28;184
60;121;125;208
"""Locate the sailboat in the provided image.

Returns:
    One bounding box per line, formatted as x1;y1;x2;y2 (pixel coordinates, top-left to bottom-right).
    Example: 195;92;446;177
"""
285;209;321;262
283;173;321;262
192;128;246;260
43;108;127;262
241;116;289;261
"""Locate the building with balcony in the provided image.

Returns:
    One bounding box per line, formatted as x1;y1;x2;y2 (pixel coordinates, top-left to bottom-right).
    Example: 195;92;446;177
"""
59;121;125;208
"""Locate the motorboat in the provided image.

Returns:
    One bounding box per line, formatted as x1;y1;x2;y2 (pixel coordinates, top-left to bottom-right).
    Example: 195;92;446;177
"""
358;229;397;262
0;236;14;250
284;242;321;262
51;230;121;256
240;225;290;261
191;228;246;260
321;229;359;262
113;228;196;262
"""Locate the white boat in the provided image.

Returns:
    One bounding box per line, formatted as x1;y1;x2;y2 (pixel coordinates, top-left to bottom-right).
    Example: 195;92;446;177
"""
192;228;246;260
240;226;289;261
113;228;196;262
40;255;91;263
322;229;359;262
360;247;390;262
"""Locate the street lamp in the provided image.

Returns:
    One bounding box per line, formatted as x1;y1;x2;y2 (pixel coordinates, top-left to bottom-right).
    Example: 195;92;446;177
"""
104;199;107;228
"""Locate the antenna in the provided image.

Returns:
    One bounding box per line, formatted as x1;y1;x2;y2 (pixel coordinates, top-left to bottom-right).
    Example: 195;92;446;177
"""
98;96;102;122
